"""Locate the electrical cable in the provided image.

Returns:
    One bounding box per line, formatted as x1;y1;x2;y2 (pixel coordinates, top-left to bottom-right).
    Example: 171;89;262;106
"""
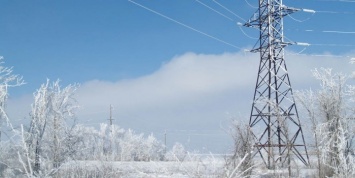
195;0;233;21
238;25;258;40
316;10;354;14
244;0;258;8
311;43;355;47
295;47;308;54
200;0;258;40
316;0;355;3
286;52;353;59
322;30;355;34
128;0;242;50
292;41;355;48
195;0;258;41
196;0;260;41
304;29;355;34
288;14;313;23
212;0;246;22
129;1;354;58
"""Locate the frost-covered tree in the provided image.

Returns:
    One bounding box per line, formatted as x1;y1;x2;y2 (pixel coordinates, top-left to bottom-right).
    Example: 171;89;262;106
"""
68;124;100;160
141;134;164;161
22;79;79;176
0;57;24;141
0;57;24;177
296;68;355;177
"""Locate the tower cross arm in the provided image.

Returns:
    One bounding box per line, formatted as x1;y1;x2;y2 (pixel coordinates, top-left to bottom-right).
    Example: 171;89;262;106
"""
280;5;300;17
243;4;300;28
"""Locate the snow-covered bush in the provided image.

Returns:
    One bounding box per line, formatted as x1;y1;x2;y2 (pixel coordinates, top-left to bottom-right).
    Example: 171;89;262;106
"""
165;142;187;162
69;124;164;162
223;120;255;178
0;141;24;177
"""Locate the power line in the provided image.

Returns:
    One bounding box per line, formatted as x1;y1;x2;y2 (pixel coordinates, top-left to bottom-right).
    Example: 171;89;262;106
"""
316;10;354;14
285;51;354;59
316;0;355;3
305;8;353;14
297;47;308;54
322;30;355;34
195;0;261;42
287;8;316;23
287;43;355;59
129;0;353;57
195;0;262;42
294;41;355;47
240;7;355;54
195;0;233;21
289;47;309;54
237;23;258;40
311;43;355;47
212;0;246;22
128;0;242;50
244;0;258;8
305;29;355;34
288;13;313;23
299;7;354;15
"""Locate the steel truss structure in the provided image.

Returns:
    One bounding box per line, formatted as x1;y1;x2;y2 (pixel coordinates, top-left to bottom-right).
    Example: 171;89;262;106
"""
244;0;309;168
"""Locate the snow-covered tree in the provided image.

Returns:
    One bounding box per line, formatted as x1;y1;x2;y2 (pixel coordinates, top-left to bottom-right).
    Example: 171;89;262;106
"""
0;57;24;141
141;134;164;161
22;79;79;176
119;129;144;161
0;57;24;177
296;68;355;177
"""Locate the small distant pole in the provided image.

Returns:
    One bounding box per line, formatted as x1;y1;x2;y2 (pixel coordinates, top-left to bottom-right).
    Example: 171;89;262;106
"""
108;104;114;158
109;104;113;126
164;130;167;154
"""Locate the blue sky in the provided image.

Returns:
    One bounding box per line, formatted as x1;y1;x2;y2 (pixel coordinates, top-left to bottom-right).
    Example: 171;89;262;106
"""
1;0;354;92
2;0;355;153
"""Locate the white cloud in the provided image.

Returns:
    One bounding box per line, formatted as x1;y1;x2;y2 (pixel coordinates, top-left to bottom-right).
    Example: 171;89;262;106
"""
6;51;354;152
76;52;259;114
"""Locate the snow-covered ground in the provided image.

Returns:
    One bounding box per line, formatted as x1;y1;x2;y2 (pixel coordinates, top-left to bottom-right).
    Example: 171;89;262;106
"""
58;156;317;178
61;158;225;177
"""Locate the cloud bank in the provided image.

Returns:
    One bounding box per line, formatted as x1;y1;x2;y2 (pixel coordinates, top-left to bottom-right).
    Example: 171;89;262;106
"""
7;51;354;153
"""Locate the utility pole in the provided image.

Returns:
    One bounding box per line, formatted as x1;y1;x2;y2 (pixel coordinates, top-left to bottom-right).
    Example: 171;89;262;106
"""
244;0;309;169
164;130;167;154
108;104;114;157
109;104;113;127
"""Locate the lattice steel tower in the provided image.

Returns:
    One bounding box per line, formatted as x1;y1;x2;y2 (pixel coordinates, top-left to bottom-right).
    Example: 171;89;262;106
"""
244;0;309;168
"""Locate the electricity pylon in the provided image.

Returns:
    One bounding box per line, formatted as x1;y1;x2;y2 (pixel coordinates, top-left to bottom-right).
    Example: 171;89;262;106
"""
244;0;309;168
